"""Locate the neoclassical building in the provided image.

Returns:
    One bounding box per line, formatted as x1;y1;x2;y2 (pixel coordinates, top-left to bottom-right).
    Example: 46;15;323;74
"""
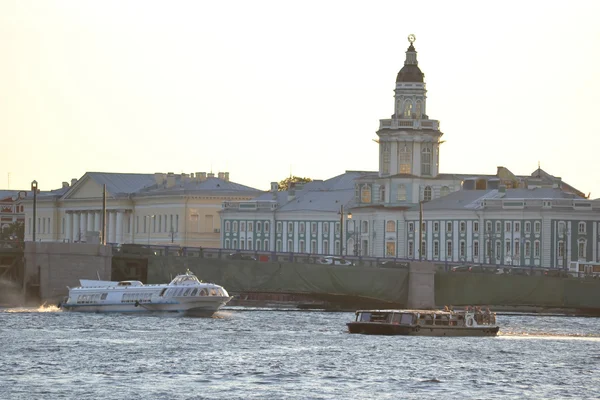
22;171;262;248
219;36;600;268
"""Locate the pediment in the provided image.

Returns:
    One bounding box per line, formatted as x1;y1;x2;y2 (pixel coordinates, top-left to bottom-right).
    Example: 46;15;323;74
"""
63;176;106;200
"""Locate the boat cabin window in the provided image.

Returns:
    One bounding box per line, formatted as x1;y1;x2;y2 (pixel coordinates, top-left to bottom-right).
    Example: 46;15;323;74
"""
359;312;371;322
100;293;108;300
391;313;401;324
419;314;434;325
400;313;414;325
435;315;450;326
368;312;390;323
159;288;167;297
118;282;132;286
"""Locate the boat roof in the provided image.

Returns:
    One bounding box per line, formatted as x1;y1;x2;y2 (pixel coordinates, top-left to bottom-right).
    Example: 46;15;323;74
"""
355;309;466;315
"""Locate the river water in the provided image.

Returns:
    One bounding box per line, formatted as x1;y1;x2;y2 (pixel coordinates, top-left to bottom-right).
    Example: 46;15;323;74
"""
1;307;599;399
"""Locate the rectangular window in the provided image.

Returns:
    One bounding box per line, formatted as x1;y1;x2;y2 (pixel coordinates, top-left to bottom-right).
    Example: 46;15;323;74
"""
578;222;586;234
408;222;414;232
525;241;531;257
408;241;414;257
288;240;293;252
248;222;253;232
277;222;282;233
505;240;511;255
434;222;439;233
558;241;564;257
505;222;511;232
534;241;540;257
276;240;282;252
288;222;293;232
495;221;501;232
460;222;466;233
433;241;439;257
514;240;520;256
495;242;501;259
311;240;317;253
248;240;253;250
299;240;305;253
535;222;541;233
323;223;329;234
265;222;270;232
176;215;179;232
473;221;479;233
473;241;479;258
311;222;317;234
241;222;246;231
386;242;395;256
515;222;520;232
460;241;465;257
323;240;328;254
335;222;340;233
486;221;492;232
257;222;262;232
446;222;452;232
446;241;452;258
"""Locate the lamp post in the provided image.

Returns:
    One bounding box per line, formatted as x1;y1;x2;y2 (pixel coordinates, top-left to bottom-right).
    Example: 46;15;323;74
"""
338;205;352;256
31;180;38;242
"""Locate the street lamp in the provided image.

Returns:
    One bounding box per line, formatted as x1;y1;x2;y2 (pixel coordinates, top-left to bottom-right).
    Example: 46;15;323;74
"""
31;180;38;242
338;205;352;256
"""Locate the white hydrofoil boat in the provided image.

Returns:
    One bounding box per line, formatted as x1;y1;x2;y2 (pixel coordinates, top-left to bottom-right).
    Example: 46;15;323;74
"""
59;270;231;317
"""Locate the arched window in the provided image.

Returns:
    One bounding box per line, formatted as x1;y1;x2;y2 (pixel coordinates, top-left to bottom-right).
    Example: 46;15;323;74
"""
440;186;450;197
423;186;432;202
225;239;230;249
287;239;293;252
386;221;396;232
404;101;412;118
232;239;237;249
360;185;371;203
421;147;432;176
398;145;412;174
276;240;282;252
256;240;261;251
362;221;369;233
397;184;407;201
233;221;238;232
323;240;329;254
264;239;269;251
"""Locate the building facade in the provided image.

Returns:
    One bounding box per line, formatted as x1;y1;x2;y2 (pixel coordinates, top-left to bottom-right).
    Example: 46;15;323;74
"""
219;35;600;268
22;171;262;248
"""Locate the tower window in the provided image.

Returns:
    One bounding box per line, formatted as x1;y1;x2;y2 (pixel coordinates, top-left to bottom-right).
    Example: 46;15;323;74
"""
397;184;407;201
398;145;412;174
421;147;432;176
404;101;412;118
423;186;432;202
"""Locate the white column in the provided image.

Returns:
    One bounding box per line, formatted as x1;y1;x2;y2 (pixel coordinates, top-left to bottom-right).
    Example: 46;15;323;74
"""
73;213;80;242
116;211;123;244
87;212;94;232
66;212;73;242
109;211;117;243
94;212;101;232
81;212;88;240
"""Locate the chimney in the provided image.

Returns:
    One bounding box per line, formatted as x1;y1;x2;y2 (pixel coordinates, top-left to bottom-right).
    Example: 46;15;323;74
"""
154;173;166;185
271;182;278;200
288;182;296;202
62;182;70;188
224;172;229;182
218;172;225;180
71;178;78;186
166;172;175;188
207;172;215;178
197;172;207;182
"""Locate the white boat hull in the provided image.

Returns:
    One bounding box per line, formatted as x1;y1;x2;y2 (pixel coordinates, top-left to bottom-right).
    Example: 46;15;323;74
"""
61;296;232;316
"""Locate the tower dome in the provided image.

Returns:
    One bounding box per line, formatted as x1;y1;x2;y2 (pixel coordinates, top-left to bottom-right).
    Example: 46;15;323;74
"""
396;37;424;83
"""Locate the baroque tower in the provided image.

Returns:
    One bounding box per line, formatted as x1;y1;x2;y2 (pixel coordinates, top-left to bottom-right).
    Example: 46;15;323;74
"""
377;35;443;179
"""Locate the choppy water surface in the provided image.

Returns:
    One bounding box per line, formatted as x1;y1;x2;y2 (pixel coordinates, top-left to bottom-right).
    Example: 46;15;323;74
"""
1;307;599;399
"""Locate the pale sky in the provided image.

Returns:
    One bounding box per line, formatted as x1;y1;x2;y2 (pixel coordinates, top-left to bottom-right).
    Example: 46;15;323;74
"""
2;1;600;197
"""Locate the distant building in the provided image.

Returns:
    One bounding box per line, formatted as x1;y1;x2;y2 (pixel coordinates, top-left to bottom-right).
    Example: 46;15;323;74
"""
219;36;600;267
22;172;262;248
0;190;27;231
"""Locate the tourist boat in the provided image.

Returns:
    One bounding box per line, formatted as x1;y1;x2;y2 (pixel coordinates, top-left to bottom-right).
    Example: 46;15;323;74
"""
59;270;231;316
347;308;499;336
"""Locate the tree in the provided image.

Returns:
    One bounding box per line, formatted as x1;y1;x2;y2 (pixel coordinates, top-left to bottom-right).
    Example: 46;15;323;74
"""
278;176;313;191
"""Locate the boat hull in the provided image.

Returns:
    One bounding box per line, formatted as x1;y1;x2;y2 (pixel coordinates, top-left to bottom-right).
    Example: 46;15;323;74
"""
60;296;231;317
347;322;499;336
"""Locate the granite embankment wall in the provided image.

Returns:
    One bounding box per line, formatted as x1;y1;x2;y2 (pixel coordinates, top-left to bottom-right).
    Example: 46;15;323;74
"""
24;242;112;303
147;256;413;306
435;273;600;311
16;243;600;312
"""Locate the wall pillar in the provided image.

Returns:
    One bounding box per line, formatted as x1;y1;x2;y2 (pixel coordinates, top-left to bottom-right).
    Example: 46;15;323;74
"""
65;212;73;243
407;261;435;309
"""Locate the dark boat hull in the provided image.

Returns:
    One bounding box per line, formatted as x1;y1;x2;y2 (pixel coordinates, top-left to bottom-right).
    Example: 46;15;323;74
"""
347;322;499;336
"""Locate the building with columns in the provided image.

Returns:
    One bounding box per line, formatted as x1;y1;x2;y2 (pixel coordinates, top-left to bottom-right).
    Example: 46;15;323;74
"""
22;171;262;247
219;35;600;268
